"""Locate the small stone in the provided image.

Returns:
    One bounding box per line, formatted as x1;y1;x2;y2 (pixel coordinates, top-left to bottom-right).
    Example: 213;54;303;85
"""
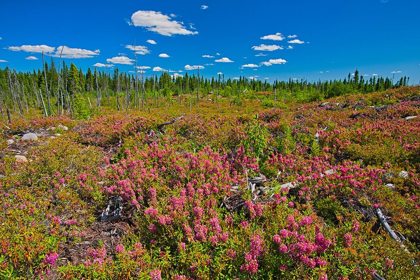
325;169;335;175
405;116;417;120
385;183;395;190
399;171;408;179
22;133;38;141
15;155;28;163
58;124;68;131
7;139;14;145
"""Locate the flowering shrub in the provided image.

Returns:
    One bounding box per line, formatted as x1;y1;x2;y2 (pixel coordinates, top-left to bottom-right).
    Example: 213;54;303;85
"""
1;87;420;279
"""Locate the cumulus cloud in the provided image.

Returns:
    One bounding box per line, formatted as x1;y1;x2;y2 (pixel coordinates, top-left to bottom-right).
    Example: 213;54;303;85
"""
159;53;170;58
26;56;38;60
287;46;293;50
93;63;114;68
287;35;297;39
137;66;151;69
0;59;7;63
252;44;283;51
215;57;233;63
8;44;55;53
216;52;221;56
255;53;267;57
202;55;214;58
261;33;285;41
233;77;239;80
172;73;183;78
125;45;150;55
129;10;198;36
52;46;100;58
372;74;378;76
106;56;134;65
242;64;259;68
185;64;205;70
153;66;167;71
260;58;287;66
147;39;157;44
391;70;402;74
217;72;223;75
201;5;208;9
288;39;305;44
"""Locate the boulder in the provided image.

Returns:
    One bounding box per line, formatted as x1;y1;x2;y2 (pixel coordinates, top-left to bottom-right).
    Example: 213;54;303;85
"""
15;155;28;163
22;133;38;141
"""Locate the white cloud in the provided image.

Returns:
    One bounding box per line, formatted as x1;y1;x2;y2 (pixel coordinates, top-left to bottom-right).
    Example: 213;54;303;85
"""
217;72;223;75
159;53;170;58
93;63;114;68
8;44;55;53
249;76;258;80
153;66;167;71
252;44;283;51
0;59;7;63
372;74;378;76
130;10;198;36
204;63;214;66
363;74;369;77
185;64;205;70
172;73;183;78
287;35;297;39
52;46;100;58
106;56;134;65
288;39;305;44
202;54;214;58
261;33;285;41
125;45;150;55
242;64;259;68
0;37;2;40
201;5;208;9
147;39;157;45
118;52;126;56
216;52;221;56
391;70;402;74
287;46;293;50
137;66;151;69
25;56;38;60
215;57;233;63
260;58;287;66
255;53;267;57
265;78;269;80
233;77;239;80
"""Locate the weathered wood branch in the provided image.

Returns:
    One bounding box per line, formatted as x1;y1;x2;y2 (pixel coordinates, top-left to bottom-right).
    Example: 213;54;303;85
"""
157;116;184;133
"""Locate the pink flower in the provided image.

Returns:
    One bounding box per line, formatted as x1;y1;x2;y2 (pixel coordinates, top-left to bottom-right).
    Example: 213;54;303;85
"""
273;234;282;244
288;202;294;208
149;269;162;280
115;244;125;254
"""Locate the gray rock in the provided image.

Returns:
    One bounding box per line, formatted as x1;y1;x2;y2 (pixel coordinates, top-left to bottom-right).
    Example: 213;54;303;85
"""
22;133;38;141
385;183;395;190
399;171;408;179
15;155;28;163
58;124;68;131
7;139;14;145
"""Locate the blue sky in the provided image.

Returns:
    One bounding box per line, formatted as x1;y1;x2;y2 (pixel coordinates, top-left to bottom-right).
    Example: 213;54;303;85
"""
1;0;419;83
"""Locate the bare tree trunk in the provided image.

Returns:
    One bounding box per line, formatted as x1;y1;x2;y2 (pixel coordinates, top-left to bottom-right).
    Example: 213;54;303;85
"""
56;47;64;115
42;52;52;116
39;89;48;117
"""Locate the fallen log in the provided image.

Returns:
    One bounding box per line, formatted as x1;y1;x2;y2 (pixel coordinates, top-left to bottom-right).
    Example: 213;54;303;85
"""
157;116;184;133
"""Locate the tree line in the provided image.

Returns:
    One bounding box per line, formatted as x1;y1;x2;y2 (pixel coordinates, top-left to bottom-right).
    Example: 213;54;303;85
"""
0;60;410;120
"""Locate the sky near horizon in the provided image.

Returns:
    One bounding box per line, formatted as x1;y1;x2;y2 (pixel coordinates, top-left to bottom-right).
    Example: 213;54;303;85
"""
1;0;419;83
